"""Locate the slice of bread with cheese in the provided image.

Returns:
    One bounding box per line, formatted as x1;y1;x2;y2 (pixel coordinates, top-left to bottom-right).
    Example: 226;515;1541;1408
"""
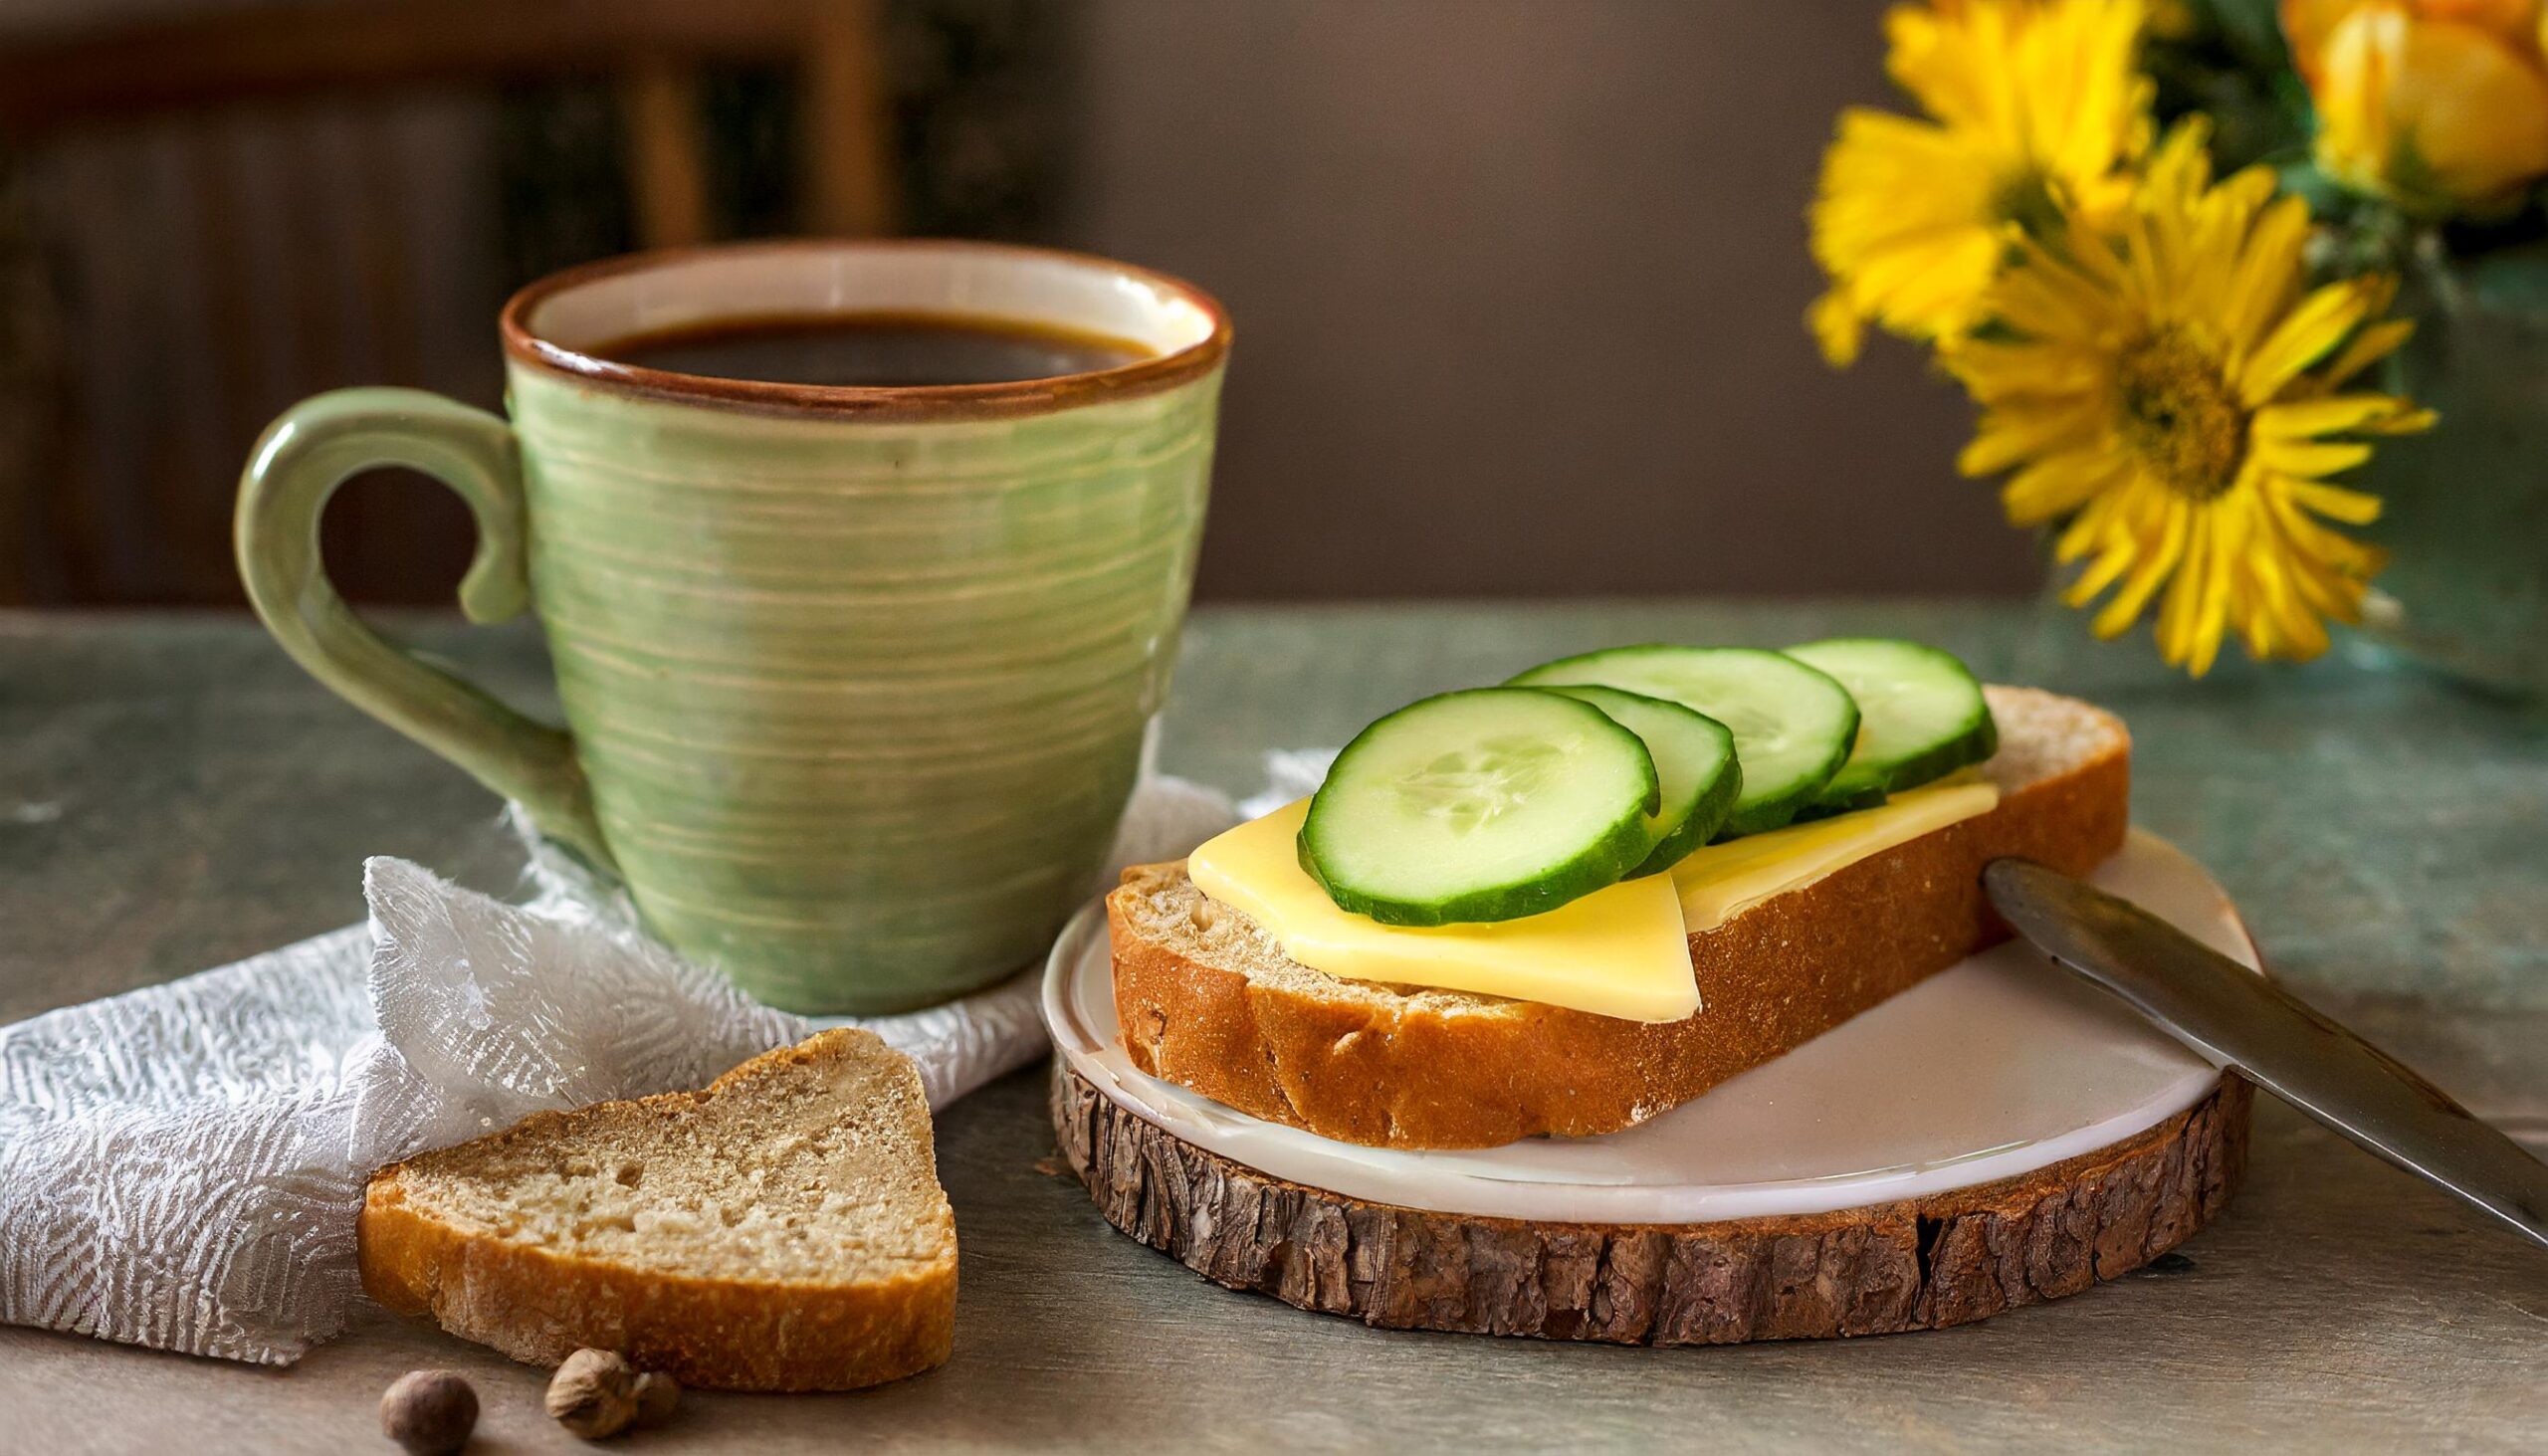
358;1028;956;1390
1107;686;2128;1149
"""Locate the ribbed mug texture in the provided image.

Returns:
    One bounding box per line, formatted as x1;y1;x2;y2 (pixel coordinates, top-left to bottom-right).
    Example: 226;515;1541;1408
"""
507;361;1222;1012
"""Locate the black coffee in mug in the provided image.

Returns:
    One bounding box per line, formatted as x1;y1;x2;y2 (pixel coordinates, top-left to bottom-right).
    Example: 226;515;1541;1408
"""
589;311;1157;388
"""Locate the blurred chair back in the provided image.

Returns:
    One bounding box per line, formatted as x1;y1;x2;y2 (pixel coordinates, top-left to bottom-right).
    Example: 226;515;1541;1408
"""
0;0;895;605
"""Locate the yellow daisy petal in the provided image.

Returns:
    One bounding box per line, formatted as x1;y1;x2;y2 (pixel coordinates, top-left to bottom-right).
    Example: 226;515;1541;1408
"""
2289;479;2385;525
2187;501;2245;676
2361;406;2439;435
1959;397;2107;476
2090;487;2192;636
2254;394;2419;439
2238;278;2379;405
2153;506;2214;666
2005;447;2133;524
2219;194;2313;360
1809;0;2150;361
1948;338;2111;400
2255;438;2374;479
2322;318;2416;387
1809;290;1866;367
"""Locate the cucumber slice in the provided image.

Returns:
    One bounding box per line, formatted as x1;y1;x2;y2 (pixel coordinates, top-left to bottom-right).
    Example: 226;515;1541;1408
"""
1299;688;1660;926
1791;780;1890;822
1784;637;1997;806
1509;645;1858;837
1529;684;1741;876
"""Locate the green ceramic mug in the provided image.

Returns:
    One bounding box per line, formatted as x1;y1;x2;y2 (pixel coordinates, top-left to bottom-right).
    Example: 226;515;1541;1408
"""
236;240;1229;1013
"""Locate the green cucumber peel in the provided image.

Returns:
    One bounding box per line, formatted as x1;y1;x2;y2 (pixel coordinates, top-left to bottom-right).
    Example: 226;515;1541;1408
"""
1783;637;1998;807
1525;683;1742;877
1508;644;1858;839
1298;687;1662;926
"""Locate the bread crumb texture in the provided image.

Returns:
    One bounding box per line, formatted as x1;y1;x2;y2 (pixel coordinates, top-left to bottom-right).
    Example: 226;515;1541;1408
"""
384;1037;947;1283
360;1029;957;1390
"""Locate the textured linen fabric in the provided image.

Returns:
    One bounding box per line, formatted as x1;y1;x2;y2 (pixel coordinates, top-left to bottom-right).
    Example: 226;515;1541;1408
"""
0;773;1242;1365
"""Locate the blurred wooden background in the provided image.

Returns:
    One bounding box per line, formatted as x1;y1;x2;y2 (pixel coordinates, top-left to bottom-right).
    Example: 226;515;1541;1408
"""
0;0;2036;607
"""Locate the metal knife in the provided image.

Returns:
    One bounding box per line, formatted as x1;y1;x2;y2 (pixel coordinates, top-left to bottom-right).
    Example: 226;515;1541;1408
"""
1984;857;2548;1253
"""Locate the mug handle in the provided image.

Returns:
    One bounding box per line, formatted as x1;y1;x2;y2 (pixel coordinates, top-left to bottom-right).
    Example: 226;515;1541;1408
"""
234;386;617;872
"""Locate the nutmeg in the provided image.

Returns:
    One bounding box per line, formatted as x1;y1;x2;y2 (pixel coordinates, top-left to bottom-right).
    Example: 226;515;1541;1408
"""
380;1369;477;1455
544;1348;680;1439
633;1370;680;1425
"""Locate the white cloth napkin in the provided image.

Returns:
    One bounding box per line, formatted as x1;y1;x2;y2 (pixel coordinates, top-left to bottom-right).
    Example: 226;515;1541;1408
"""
0;773;1247;1366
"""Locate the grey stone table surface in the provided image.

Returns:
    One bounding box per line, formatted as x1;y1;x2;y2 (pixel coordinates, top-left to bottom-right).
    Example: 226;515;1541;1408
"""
2;602;2544;1453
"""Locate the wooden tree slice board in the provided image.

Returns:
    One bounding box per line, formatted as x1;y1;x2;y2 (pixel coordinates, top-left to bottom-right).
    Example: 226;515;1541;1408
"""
1052;1065;2250;1344
1045;830;2263;1342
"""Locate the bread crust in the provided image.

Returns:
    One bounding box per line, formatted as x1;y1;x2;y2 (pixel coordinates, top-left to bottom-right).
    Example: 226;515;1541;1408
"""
357;1031;956;1391
1110;688;2131;1149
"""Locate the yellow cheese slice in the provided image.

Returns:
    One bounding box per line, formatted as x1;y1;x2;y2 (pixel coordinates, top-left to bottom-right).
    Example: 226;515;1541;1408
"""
1186;799;1700;1022
1183;777;2003;1024
1669;778;2000;930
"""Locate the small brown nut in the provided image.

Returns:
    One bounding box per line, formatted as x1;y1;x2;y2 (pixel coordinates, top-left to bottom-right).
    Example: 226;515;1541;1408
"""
632;1370;680;1427
545;1348;640;1439
380;1369;477;1455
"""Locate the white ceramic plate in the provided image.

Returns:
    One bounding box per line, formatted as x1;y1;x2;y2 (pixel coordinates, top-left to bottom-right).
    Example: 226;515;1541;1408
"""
1043;828;2255;1224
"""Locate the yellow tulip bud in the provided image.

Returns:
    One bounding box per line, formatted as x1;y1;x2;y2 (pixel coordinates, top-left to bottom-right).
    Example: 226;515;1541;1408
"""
2310;5;2548;215
2284;0;2365;81
2423;0;2541;43
2288;0;2543;72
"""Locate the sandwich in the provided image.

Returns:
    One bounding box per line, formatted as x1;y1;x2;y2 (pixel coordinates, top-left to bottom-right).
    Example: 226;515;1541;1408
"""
1106;638;2130;1149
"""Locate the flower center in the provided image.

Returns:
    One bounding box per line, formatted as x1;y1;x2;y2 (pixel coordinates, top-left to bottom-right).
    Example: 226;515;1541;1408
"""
2115;327;2246;500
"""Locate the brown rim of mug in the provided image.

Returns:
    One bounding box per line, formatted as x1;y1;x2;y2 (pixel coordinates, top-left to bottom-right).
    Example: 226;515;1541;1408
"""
499;238;1234;420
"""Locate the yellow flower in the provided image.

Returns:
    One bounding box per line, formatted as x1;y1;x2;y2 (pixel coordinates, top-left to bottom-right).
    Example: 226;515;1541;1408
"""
1943;124;2435;676
1808;0;2154;365
2285;1;2548;216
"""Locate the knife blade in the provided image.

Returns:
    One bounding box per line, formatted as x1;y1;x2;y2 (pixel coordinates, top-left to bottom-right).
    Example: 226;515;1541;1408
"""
1984;857;2548;1253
